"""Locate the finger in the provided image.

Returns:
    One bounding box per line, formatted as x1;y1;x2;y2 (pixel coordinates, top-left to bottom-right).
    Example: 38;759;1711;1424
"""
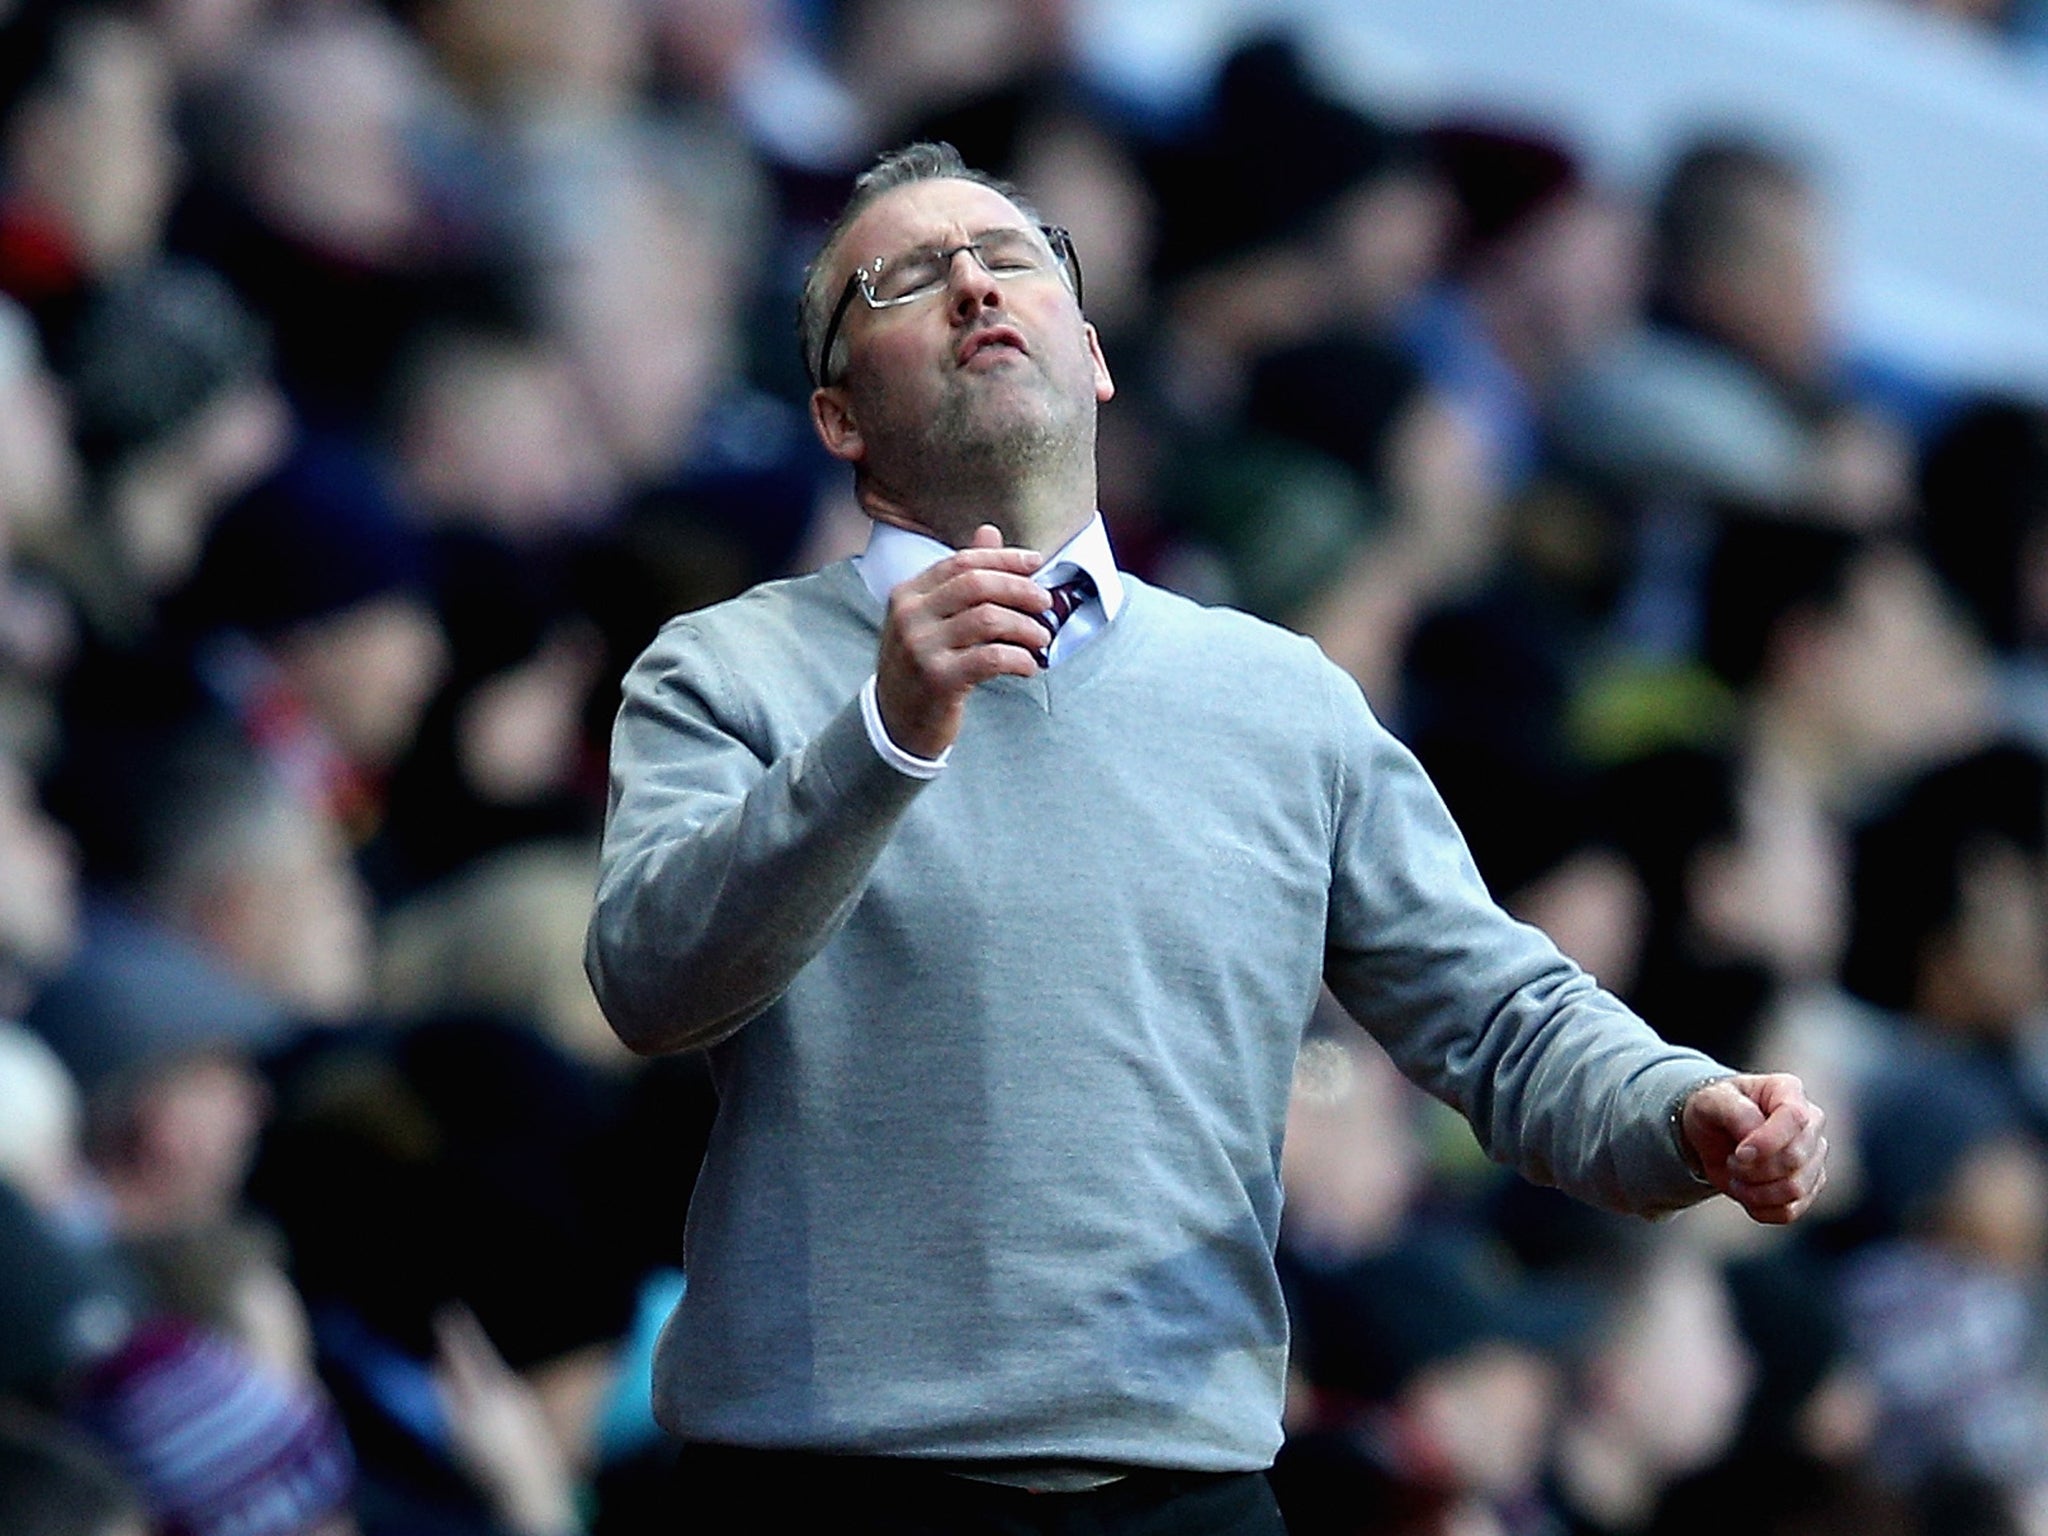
969;523;1004;550
1732;1159;1829;1225
907;543;1046;592
921;567;1061;621
1737;1197;1805;1228
1729;1167;1821;1209
942;543;1045;574
1735;1073;1823;1130
932;604;1055;656
1737;1117;1827;1183
1734;1135;1829;1199
1741;1071;1811;1113
888;604;1052;683
892;565;1052;636
1686;1080;1764;1151
1732;1098;1823;1175
891;558;1045;626
953;642;1047;686
930;629;1053;688
893;607;1050;673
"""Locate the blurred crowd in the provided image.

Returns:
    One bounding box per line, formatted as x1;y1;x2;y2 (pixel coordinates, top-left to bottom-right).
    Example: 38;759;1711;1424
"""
4;1;2048;1534
1883;0;2048;58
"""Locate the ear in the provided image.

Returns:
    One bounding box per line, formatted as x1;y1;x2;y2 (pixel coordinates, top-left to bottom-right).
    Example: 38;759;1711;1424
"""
1084;321;1115;403
810;387;865;466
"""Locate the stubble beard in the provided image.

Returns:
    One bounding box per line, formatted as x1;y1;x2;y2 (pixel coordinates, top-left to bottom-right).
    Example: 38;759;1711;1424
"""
865;359;1094;548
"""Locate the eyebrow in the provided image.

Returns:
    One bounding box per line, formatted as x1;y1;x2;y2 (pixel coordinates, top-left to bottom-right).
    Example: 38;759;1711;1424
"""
857;224;1039;264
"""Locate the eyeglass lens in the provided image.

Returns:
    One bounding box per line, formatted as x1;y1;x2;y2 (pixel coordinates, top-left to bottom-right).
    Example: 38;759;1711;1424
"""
869;229;1058;303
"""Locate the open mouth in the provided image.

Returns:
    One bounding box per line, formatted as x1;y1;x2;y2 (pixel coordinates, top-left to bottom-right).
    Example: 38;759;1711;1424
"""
958;326;1027;366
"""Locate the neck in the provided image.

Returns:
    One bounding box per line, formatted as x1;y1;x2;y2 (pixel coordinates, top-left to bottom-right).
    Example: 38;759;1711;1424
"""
859;457;1096;554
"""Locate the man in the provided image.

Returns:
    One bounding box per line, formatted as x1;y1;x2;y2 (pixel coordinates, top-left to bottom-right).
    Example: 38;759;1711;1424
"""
585;142;1826;1534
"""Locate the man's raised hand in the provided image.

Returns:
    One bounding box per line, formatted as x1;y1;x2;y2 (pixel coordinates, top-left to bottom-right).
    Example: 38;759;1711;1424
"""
874;524;1053;759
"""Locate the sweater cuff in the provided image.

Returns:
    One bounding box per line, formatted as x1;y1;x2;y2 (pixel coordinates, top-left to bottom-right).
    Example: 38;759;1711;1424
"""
860;674;950;779
1625;1056;1741;1216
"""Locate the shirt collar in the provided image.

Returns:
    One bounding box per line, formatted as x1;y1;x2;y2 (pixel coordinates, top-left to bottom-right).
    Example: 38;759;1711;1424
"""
856;514;1126;621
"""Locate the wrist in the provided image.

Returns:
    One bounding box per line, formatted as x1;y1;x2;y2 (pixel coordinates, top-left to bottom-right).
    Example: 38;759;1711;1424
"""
861;674;949;778
1668;1073;1735;1186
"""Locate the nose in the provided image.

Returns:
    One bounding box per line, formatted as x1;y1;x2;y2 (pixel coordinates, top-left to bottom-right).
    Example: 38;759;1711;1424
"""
947;248;1002;322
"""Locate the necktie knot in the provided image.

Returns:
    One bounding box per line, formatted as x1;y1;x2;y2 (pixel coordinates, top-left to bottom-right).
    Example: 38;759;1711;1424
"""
1033;571;1096;668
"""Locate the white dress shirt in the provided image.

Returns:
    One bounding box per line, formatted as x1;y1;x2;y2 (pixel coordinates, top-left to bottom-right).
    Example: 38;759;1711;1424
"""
854;515;1126;778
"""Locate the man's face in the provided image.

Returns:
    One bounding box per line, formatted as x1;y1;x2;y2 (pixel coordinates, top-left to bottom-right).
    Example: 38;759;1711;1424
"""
812;177;1113;532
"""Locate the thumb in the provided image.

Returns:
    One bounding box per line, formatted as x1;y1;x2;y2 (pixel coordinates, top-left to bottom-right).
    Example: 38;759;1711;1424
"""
969;523;1005;550
1717;1090;1768;1141
1686;1079;1765;1160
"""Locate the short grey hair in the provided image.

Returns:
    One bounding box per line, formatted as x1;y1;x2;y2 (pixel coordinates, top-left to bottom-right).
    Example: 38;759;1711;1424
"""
797;141;1046;388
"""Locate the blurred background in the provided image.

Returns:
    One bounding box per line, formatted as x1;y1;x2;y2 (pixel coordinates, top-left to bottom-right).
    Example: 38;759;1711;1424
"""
5;0;2048;1533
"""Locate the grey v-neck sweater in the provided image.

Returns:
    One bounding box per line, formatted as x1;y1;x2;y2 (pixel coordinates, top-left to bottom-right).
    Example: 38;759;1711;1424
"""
587;559;1724;1468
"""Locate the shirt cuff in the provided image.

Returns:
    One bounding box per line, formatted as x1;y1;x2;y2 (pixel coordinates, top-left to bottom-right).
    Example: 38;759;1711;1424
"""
860;674;949;779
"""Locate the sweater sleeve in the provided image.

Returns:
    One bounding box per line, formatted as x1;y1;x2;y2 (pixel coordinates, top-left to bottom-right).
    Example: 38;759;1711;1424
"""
584;619;927;1054
1317;665;1726;1217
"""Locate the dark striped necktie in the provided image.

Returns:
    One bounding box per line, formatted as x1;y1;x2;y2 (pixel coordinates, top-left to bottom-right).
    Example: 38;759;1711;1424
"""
1031;571;1096;669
